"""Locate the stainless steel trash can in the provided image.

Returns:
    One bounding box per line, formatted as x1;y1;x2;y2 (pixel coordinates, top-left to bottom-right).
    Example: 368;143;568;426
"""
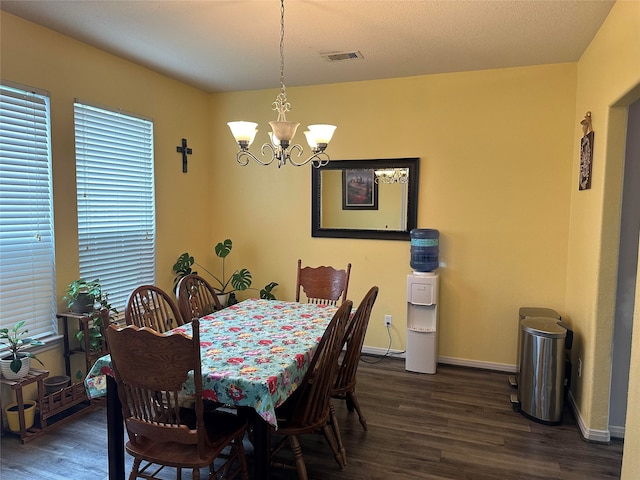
512;307;561;387
518;316;567;424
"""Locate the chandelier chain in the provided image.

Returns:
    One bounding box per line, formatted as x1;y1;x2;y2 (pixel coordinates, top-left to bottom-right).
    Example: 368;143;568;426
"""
272;0;290;121
279;0;285;94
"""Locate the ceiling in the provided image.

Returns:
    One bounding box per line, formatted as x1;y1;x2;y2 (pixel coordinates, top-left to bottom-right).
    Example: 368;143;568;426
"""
1;0;615;94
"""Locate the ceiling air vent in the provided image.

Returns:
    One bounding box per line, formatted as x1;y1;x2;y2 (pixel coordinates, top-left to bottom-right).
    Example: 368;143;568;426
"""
321;51;364;62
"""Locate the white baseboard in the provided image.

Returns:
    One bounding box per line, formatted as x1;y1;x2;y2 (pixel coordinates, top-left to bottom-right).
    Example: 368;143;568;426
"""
566;390;612;443
360;348;517;373
438;355;517;373
361;345;405;357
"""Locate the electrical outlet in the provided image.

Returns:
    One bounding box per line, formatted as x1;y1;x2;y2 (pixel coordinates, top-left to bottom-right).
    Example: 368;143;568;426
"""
577;358;582;377
384;315;392;327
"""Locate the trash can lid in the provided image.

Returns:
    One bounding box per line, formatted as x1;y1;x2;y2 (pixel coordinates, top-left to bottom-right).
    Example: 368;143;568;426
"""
519;307;561;320
521;317;567;338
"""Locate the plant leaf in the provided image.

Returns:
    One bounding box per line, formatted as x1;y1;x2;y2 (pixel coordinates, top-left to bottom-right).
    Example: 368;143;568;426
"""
10;357;22;373
260;282;279;300
230;268;252;291
12;321;26;333
22;352;44;366
215;239;233;259
173;252;194;274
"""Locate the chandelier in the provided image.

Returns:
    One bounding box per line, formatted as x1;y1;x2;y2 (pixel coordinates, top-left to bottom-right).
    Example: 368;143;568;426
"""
227;0;336;168
374;168;409;184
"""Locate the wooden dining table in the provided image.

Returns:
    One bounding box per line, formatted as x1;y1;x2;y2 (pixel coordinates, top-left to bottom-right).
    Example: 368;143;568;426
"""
84;298;337;480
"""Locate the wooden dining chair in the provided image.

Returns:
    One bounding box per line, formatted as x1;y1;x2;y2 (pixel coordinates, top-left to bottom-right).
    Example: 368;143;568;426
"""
105;319;249;480
125;285;185;333
295;259;351;306
270;300;353;480
176;274;223;321
324;287;378;467
332;286;379;434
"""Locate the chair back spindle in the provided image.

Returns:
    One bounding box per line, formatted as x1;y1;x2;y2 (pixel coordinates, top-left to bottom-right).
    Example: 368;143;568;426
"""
176;273;223;321
125;285;184;332
335;286;379;391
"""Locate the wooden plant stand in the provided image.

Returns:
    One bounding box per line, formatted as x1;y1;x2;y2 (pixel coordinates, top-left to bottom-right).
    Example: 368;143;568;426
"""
37;377;101;438
1;368;102;443
0;311;109;443
0;369;49;443
57;310;110;377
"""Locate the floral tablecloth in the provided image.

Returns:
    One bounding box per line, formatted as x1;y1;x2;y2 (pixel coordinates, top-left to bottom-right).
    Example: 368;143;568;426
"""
84;298;337;428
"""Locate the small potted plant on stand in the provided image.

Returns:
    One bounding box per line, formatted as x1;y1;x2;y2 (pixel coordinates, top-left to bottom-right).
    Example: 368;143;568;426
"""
1;321;45;433
64;278;102;314
0;320;45;380
173;238;278;307
64;278;118;352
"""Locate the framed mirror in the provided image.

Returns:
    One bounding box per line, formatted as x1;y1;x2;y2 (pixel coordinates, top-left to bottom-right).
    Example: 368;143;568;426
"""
312;158;419;240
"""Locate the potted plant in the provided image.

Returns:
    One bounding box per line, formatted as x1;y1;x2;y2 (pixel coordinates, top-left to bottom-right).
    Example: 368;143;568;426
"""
64;278;118;351
173;238;278;307
5;400;37;432
0;320;45;379
64;278;102;313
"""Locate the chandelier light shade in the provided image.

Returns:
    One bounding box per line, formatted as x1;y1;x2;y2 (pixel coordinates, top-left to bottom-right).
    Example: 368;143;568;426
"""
227;121;259;145
228;0;336;168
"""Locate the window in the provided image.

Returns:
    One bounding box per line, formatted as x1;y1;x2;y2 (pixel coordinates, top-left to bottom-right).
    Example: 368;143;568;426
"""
74;102;155;316
0;83;56;340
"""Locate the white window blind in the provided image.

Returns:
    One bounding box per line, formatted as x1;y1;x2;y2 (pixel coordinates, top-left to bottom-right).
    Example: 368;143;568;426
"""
74;102;155;316
0;83;56;340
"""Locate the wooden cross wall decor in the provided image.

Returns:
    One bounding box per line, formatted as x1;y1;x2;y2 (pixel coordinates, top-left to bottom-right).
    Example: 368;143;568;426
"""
176;138;192;173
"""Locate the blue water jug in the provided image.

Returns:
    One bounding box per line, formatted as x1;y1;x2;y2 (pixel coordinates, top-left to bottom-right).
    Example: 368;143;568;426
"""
410;229;439;272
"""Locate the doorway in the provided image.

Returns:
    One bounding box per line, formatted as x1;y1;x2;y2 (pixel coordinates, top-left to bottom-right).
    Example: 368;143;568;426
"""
609;99;640;437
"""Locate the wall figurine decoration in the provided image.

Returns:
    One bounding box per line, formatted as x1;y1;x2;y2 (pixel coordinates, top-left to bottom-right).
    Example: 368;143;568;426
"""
177;138;192;173
579;111;594;190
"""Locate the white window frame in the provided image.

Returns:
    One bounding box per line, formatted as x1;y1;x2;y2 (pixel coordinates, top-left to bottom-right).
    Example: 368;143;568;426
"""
74;101;156;316
0;81;57;344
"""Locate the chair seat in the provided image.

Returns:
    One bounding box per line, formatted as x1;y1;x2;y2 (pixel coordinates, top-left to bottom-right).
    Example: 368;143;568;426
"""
126;412;247;468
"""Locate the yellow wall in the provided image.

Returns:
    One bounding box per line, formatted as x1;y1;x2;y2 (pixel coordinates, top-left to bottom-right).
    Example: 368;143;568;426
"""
0;13;215;296
564;1;640;477
211;66;576;363
0;12;214;407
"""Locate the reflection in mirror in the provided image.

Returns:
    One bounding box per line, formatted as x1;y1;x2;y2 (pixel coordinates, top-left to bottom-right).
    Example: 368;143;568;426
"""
320;169;407;230
312;158;419;240
375;168;409;184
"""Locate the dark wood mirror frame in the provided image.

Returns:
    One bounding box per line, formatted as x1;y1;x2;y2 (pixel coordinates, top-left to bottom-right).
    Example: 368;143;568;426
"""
311;158;419;240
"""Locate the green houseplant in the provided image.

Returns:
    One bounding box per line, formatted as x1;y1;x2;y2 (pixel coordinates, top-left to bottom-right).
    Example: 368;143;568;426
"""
64;278;102;313
0;320;45;379
173;239;278;307
64;278;118;351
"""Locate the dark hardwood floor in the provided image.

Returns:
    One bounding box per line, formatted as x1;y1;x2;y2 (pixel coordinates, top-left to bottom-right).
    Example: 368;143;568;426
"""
1;357;623;479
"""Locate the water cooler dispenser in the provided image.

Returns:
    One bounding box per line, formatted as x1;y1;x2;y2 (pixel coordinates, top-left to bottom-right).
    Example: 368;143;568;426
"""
406;272;439;373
